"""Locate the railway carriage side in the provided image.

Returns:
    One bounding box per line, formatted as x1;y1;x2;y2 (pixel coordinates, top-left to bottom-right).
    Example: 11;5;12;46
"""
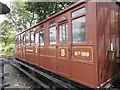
14;1;120;88
14;1;98;88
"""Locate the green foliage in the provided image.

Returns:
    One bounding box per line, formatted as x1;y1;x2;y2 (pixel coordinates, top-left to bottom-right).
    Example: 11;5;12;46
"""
0;2;74;56
0;20;17;56
25;2;74;22
0;20;17;45
7;2;38;32
1;44;14;56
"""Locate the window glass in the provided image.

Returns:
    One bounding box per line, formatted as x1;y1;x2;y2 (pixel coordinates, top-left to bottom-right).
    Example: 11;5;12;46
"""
49;26;56;44
59;24;68;42
40;25;44;29
25;33;29;45
15;37;19;46
18;35;20;46
72;7;85;17
30;30;34;45
35;32;39;45
23;35;25;45
72;16;86;43
49;20;56;26
40;31;44;45
20;35;22;45
21;34;24;45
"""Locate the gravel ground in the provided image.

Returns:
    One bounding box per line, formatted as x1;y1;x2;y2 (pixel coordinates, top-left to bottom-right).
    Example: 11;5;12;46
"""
4;64;40;89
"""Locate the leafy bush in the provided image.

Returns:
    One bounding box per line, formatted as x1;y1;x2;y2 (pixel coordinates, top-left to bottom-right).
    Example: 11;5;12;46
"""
1;44;14;56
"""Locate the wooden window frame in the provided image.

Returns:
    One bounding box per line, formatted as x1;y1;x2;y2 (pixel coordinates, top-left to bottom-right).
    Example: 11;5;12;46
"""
30;29;35;46
39;29;44;46
71;5;86;45
58;21;69;44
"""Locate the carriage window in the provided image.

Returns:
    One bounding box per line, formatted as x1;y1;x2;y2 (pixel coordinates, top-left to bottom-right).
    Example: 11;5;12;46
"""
40;25;44;29
21;34;24;45
40;30;44;45
15;37;19;46
25;33;29;45
30;30;34;45
20;35;22;45
49;26;56;44
49;20;56;26
59;24;68;42
72;7;85;17
35;32;39;45
18;35;20;46
23;35;25;45
72;16;86;43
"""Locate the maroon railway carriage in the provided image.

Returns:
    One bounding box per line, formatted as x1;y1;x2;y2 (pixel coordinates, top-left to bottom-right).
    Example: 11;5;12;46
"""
14;0;120;88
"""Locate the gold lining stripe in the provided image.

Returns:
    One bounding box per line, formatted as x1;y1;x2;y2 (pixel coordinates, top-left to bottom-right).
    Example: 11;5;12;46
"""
40;54;56;58
26;49;33;52
40;46;56;49
58;72;70;77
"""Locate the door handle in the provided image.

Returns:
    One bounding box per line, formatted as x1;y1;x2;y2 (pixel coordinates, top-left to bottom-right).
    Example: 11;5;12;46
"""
107;50;111;57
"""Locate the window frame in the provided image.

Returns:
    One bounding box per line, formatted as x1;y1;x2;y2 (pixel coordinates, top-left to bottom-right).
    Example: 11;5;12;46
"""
39;24;44;46
39;29;44;46
30;29;35;46
71;5;86;45
49;24;57;45
39;25;44;29
49;20;56;26
25;32;30;46
15;36;19;46
49;20;57;45
34;31;39;46
71;6;85;18
20;33;25;46
71;4;85;18
20;34;22;46
18;35;21;46
58;21;69;44
23;33;26;46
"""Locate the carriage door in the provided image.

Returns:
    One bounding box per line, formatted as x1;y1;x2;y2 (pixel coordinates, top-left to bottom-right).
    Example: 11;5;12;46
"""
34;30;39;67
57;22;70;78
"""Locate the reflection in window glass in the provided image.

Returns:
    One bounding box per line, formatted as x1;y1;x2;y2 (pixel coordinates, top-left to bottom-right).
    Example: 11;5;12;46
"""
21;34;25;45
23;35;25;45
25;34;29;45
30;30;34;45
72;8;85;17
49;20;56;26
72;16;86;43
49;26;56;44
59;24;68;42
40;31;44;45
40;25;44;29
35;32;39;45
